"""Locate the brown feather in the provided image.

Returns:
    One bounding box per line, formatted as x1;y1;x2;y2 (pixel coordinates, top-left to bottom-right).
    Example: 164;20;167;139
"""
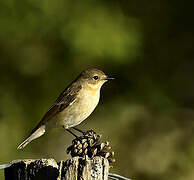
30;83;82;135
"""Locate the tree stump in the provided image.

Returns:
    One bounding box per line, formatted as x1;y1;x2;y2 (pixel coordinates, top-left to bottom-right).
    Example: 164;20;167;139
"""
4;156;109;180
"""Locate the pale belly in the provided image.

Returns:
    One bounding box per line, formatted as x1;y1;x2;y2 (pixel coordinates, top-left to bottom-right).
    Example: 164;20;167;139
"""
49;89;100;129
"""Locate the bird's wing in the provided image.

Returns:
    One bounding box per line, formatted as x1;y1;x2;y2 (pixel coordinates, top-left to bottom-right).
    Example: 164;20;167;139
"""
30;83;82;134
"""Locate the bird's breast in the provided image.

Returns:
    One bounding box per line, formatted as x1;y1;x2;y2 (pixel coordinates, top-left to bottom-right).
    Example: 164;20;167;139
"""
57;88;100;128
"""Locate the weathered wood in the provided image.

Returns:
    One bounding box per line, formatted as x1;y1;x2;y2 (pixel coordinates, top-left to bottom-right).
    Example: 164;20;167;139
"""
4;156;109;180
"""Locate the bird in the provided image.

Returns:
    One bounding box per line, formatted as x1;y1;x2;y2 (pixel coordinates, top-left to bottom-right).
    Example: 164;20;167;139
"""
17;68;113;149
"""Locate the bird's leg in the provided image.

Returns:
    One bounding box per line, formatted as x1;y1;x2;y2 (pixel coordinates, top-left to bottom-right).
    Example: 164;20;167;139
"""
64;126;78;138
72;127;85;134
65;128;83;141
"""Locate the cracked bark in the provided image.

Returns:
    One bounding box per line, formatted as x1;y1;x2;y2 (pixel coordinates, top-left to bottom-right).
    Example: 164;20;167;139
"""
4;156;109;180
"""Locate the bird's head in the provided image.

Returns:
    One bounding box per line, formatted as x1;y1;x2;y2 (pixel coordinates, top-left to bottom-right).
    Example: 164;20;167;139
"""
79;68;114;89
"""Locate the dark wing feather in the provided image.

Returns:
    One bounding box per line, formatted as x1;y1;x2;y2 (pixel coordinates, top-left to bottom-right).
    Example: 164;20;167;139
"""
30;83;82;134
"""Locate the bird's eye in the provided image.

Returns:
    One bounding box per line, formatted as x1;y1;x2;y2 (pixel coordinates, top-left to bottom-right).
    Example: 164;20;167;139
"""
93;76;99;80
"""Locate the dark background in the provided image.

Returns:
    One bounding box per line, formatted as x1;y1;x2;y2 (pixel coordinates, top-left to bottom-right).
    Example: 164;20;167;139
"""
0;0;194;179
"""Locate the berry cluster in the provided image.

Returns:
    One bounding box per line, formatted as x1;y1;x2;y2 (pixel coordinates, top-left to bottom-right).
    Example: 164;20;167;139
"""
66;130;115;164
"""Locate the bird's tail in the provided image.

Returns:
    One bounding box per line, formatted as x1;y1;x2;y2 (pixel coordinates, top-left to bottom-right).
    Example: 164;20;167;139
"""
17;125;46;149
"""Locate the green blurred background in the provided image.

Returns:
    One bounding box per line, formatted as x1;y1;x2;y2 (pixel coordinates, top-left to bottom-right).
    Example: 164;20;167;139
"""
0;0;194;179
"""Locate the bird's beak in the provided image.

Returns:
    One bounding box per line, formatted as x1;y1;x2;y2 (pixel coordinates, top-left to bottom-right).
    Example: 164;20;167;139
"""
104;77;115;80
